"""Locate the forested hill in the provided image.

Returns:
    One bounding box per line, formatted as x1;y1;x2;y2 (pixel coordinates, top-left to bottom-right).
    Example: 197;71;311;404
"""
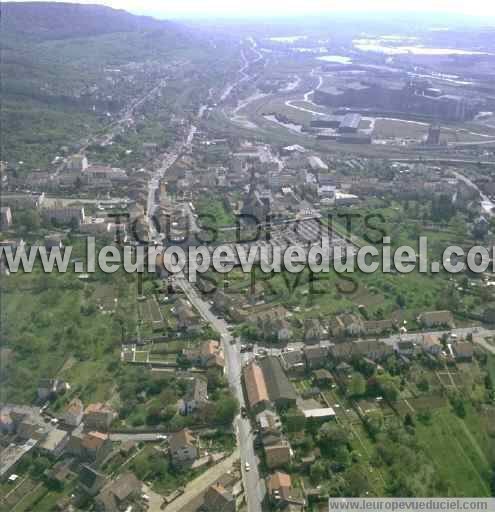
1;2;203;170
1;2;178;41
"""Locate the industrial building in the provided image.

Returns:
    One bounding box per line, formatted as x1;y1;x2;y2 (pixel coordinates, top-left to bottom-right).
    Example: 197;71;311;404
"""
310;116;341;128
338;113;362;133
314;79;477;122
310;113;362;133
426;125;441;145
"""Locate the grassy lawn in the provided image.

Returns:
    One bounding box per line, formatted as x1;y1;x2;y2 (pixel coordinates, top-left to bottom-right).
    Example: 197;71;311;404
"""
0;266;136;403
134;351;149;363
195;195;235;228
415;407;492;496
18;483;76;512
60;357;119;404
129;445;199;494
487;355;495;384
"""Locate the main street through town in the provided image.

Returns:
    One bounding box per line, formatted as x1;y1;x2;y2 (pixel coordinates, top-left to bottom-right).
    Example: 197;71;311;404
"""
145;87;266;511
175;275;266;511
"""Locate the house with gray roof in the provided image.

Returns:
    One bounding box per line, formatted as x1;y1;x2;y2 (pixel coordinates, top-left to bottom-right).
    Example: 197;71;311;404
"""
259;356;297;409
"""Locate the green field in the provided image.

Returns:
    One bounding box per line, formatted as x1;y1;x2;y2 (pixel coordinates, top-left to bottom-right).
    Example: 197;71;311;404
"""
416;407;492;496
0;267;137;403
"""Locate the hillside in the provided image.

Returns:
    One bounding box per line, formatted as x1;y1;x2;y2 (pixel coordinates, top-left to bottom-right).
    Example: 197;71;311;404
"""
0;2;203;169
1;2;176;41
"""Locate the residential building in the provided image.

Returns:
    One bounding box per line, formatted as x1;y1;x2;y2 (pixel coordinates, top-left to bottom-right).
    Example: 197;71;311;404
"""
169;428;198;466
175;299;201;332
417;311;455;329
41;206;85;227
303;346;329;370
79;218;111;235
363;319;396;335
279;350;305;377
37;379;68;401
200;339;225;371
267;471;292;503
329;340;393;363
81;431;112;465
332;314;365;338
421;334;443;355
179;377;208;415
265;442;292;469
2;192;44;209
67;154;88;172
201;482;236;512
256;410;282;433
38;428;70;458
303;319;326;345
266;471;304;509
243;360;270;413
95;472;143;511
83;403;115;431
312;369;333;387
44;233;65;250
0;411;15;434
259;356;297;409
256;309;292;342
79;464;107;496
62;398;84;427
44;460;72;486
453;342;474;362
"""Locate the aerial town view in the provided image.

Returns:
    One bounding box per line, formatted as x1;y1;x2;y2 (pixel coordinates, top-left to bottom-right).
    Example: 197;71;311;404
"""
1;1;495;511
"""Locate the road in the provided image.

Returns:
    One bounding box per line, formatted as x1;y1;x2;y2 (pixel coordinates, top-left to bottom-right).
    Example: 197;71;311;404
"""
451;170;494;217
252;326;495;357
109;432;169;442
381;326;495;354
221;38;262;103
175;275;265;511
54;77;170;178
285;69;324;116
144;101;265;510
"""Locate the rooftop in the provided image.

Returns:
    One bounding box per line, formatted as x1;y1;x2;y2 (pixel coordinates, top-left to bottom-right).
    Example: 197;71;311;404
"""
81;431;108;450
243;360;269;409
84;402;114;415
169;428;195;452
259;356;297;403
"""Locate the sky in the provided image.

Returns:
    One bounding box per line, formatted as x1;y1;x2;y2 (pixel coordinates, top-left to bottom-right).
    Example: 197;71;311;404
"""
11;0;495;18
